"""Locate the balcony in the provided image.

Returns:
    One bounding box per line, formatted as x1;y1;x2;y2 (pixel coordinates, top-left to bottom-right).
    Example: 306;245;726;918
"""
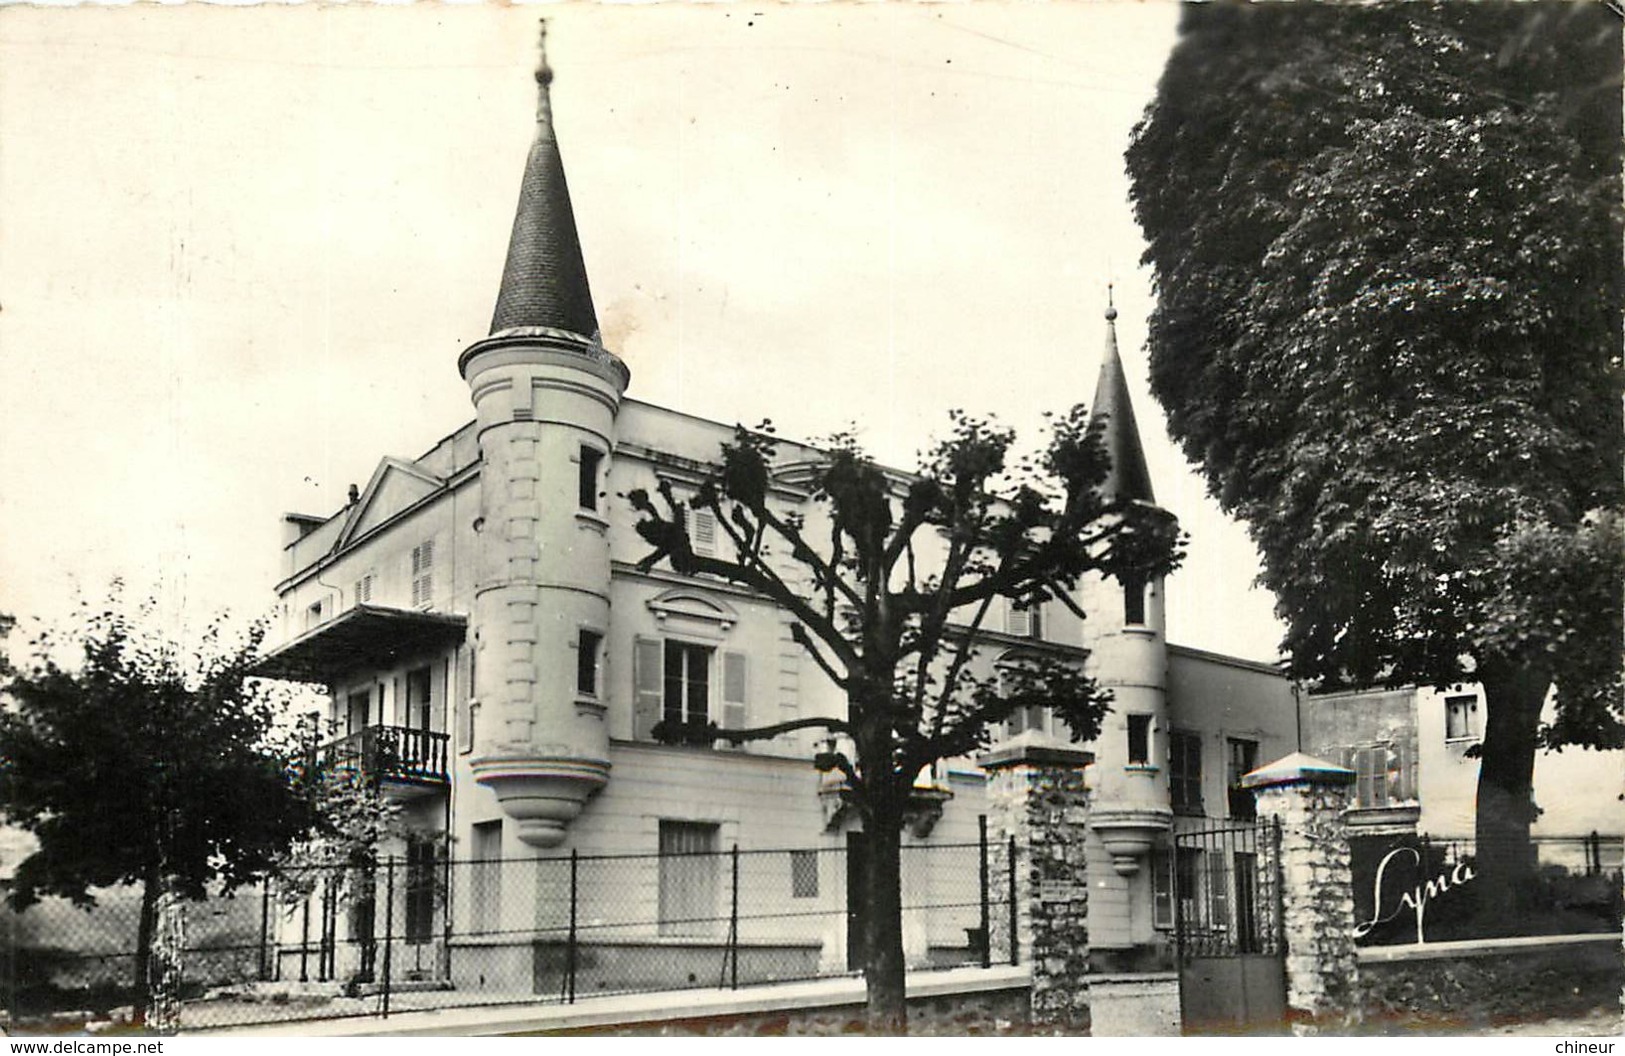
311;724;450;798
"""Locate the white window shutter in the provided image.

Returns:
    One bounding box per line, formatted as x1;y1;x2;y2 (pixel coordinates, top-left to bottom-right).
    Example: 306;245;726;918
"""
1006;602;1030;638
690;508;718;556
721;651;747;732
633;637;664;741
411;541;435;608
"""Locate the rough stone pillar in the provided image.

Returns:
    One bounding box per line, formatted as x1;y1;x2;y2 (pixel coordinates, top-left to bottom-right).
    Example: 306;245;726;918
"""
979;738;1094;1035
1241;751;1362;1035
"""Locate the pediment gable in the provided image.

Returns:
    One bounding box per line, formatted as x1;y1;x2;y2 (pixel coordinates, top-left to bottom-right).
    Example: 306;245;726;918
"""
337;458;447;548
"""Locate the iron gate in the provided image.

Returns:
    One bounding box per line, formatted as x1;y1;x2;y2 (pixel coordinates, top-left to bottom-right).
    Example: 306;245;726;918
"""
1174;818;1286;1034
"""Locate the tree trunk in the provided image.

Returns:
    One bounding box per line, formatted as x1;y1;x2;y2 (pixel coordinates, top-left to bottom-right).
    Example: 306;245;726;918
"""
145;883;186;1034
861;800;908;1034
1473;663;1548;925
131;868;159;1022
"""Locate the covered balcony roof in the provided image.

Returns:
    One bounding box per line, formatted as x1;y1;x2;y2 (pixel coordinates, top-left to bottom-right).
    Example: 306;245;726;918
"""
252;604;467;684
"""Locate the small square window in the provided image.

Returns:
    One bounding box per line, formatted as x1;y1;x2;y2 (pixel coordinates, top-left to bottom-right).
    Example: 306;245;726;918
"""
790;850;819;898
1444;694;1479;742
577;629;603;697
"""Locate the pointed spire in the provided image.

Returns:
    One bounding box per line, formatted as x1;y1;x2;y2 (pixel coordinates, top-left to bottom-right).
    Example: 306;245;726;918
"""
489;20;600;341
1090;289;1156;504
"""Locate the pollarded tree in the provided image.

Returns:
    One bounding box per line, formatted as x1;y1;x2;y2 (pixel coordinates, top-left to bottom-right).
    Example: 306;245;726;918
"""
0;595;321;1019
1126;3;1623;909
627;411;1181;1031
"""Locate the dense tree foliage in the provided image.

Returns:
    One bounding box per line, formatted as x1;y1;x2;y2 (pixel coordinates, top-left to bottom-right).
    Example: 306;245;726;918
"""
1126;2;1622;901
0;598;319;1014
627;412;1181;1030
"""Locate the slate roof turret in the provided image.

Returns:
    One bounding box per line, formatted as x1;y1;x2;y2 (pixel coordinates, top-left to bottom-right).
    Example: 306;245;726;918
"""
1089;290;1156;504
489;22;600;341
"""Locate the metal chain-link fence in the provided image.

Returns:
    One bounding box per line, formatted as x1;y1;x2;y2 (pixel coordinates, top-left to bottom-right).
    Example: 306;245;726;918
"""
1;834;1017;1034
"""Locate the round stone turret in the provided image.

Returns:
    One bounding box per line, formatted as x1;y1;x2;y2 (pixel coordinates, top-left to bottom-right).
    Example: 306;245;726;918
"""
463;25;628;847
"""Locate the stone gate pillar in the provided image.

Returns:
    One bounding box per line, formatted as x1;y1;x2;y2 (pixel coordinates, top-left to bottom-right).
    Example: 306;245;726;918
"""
979;738;1094;1035
1241;751;1362;1035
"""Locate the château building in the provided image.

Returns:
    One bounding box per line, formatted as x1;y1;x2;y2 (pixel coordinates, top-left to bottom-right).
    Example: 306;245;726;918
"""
253;31;1299;992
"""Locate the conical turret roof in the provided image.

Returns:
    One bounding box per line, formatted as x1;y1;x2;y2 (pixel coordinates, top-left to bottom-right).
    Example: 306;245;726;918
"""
489;23;600;340
1089;293;1156;504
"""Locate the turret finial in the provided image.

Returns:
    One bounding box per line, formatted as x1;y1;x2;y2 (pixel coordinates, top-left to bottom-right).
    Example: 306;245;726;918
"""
536;20;553;88
1106;282;1118;322
534;20;554;125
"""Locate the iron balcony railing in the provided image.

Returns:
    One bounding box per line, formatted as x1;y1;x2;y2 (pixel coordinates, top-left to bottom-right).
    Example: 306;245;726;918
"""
314;725;450;787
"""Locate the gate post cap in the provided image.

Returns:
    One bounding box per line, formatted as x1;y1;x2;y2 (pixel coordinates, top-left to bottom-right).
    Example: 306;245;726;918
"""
1240;751;1355;790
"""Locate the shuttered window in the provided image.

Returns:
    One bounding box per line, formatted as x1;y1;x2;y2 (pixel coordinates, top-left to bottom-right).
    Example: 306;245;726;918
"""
1151;850;1174;929
1006;600;1042;640
411;540;435;608
633;638;664;741
1445;694;1479;741
633;638;746;746
664;642;712;727
689;508;718;556
721;651;747;734
1343;743;1413;809
1169;731;1203;814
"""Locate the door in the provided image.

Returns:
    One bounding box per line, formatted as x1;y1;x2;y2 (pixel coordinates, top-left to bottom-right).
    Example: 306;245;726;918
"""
346;689;370;736
1175;820;1286;1034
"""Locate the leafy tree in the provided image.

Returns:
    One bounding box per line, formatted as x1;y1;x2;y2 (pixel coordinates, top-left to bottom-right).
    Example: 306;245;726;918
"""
273;733;408;990
1126;3;1623;908
274;760;405;910
627;412;1181;1030
0;596;319;1017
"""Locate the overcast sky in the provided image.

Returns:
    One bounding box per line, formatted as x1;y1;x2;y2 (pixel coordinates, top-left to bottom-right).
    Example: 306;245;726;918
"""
0;2;1289;664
